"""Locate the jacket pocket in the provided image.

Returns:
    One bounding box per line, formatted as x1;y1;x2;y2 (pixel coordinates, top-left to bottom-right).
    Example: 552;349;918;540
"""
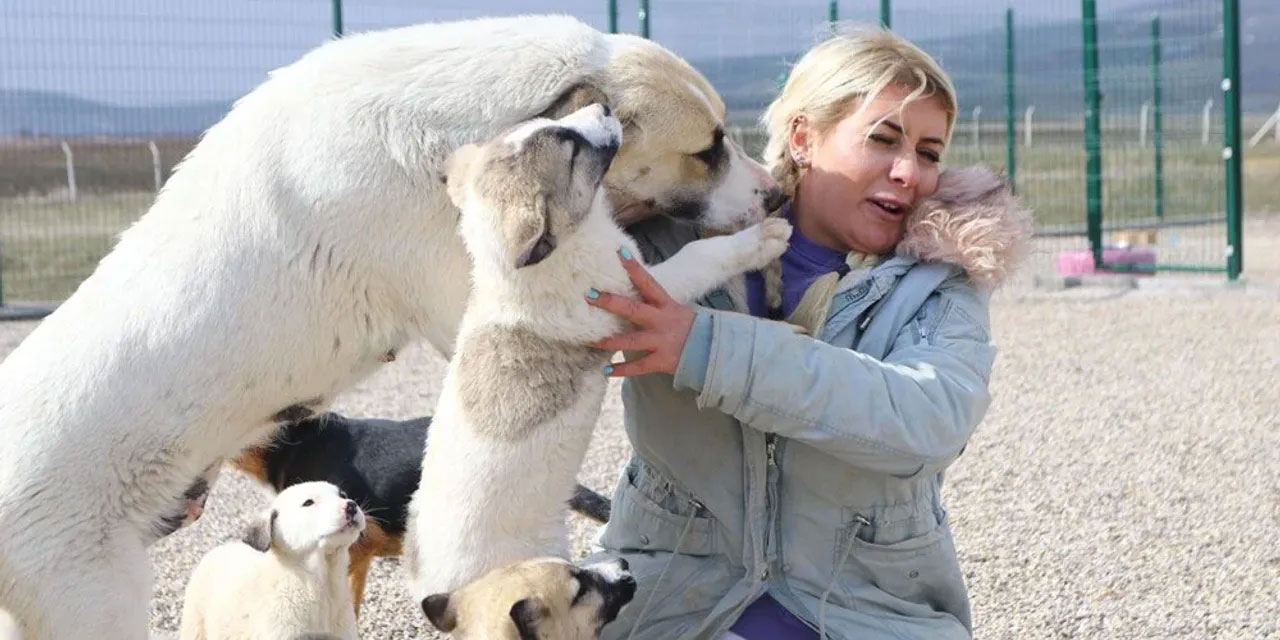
598;460;719;557
839;517;971;629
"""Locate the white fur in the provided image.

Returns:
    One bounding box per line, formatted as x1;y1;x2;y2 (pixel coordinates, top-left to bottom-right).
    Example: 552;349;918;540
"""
179;482;364;640
0;609;19;640
404;107;791;599
0;15;689;639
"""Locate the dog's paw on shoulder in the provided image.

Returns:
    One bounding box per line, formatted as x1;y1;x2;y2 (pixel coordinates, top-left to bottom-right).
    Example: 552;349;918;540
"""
734;217;793;271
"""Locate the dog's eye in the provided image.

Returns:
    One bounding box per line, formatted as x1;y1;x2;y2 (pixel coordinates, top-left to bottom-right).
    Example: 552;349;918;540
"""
692;128;725;167
302;499;314;507
338;491;347;500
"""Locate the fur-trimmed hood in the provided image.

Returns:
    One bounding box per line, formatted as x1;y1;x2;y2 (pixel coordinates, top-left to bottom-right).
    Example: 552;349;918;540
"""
895;165;1033;290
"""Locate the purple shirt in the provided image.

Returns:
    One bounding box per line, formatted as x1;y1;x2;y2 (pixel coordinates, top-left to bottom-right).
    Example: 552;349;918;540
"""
727;592;819;639
745;207;850;320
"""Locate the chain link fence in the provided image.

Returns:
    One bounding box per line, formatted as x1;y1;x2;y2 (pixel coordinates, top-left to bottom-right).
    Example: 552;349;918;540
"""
1;0;1271;307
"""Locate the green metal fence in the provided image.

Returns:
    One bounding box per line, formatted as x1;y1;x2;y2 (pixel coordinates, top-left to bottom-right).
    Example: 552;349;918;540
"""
0;0;1267;311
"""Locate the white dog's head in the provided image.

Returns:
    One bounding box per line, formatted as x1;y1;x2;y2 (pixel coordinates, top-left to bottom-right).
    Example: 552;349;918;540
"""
445;103;622;274
537;37;788;232
422;557;636;640
243;481;365;557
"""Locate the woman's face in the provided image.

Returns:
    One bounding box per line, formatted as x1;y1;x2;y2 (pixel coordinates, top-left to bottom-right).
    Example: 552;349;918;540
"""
789;85;949;255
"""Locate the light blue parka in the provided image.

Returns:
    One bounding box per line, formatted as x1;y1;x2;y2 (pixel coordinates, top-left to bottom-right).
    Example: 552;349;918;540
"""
587;167;1031;640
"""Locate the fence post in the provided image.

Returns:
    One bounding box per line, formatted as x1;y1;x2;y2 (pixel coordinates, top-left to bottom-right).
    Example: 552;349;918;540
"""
1024;105;1035;147
1202;99;1213;145
60;141;77;203
608;0;618;33
1004;8;1016;194
148;141;163;193
972;106;982;158
829;0;838;27
1151;15;1164;219
880;0;891;29
1082;0;1104;268
1139;101;1150;146
331;0;342;37
639;0;649;38
1222;0;1243;280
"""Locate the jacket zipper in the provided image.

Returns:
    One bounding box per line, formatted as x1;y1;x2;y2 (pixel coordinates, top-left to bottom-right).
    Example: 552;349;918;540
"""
762;434;779;582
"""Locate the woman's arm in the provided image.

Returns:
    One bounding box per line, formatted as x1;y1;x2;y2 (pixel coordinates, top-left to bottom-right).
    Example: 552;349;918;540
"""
675;284;995;476
588;251;995;477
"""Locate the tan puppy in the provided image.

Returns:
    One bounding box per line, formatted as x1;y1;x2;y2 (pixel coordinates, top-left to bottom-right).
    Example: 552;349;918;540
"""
422;557;636;640
179;482;365;640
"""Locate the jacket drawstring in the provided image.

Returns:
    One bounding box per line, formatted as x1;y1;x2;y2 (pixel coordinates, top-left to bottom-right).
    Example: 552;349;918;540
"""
625;498;702;640
817;514;870;640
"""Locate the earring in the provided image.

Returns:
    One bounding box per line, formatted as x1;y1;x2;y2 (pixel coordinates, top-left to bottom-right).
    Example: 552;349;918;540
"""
793;152;808;168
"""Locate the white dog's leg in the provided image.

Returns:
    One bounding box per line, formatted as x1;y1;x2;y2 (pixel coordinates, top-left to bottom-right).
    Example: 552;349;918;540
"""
646;218;791;304
35;543;150;640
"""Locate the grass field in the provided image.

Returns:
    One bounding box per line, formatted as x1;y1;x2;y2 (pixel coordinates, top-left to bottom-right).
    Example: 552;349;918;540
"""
2;131;1279;303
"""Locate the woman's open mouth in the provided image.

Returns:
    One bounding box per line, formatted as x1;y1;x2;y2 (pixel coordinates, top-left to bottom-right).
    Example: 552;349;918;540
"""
868;196;908;217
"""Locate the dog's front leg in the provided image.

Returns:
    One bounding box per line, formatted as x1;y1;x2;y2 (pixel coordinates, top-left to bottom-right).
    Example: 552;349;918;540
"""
646;218;791;304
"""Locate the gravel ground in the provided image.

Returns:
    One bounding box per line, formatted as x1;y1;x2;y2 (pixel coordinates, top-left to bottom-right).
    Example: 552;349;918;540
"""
1;219;1277;639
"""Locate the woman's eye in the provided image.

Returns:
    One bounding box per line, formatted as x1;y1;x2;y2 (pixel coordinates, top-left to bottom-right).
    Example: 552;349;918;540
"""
919;150;941;163
870;134;896;146
302;499;314;507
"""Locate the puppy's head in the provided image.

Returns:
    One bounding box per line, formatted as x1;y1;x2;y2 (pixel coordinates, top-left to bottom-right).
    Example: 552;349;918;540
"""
446;103;621;273
243;481;365;556
421;557;636;640
591;35;786;233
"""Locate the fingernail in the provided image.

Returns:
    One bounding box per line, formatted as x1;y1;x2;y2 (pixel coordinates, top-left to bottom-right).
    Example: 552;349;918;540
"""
586;288;600;299
619;247;633;260
603;365;614;376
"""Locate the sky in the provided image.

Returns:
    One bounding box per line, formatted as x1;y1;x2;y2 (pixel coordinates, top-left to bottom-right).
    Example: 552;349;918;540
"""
0;0;1261;107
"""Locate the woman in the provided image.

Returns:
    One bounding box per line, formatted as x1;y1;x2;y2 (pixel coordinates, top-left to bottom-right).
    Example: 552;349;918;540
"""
583;25;1031;640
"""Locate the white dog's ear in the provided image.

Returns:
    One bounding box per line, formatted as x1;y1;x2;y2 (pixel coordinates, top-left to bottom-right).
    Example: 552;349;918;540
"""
421;593;456;633
242;509;277;552
509;597;548;640
510;196;556;269
538;83;611;121
444;143;481;208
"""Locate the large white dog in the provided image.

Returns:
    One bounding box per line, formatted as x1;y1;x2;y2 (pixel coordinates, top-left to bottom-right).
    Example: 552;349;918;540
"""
0;14;782;640
403;104;790;600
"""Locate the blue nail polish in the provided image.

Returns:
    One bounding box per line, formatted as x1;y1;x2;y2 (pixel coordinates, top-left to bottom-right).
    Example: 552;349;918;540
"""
586;288;600;299
620;247;633;260
603;365;614;375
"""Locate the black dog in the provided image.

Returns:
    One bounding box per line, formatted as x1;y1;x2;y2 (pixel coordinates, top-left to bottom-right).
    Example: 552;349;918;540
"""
230;412;612;613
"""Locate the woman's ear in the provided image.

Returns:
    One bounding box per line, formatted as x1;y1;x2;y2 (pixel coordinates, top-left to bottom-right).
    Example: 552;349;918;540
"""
788;115;812;168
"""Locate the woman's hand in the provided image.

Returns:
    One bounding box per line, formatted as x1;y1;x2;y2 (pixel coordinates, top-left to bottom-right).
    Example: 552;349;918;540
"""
586;248;696;377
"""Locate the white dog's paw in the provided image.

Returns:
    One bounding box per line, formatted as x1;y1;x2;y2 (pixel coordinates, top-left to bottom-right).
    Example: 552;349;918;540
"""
732;217;793;270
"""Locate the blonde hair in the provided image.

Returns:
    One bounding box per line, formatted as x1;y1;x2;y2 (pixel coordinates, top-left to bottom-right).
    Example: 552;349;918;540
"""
761;24;959;198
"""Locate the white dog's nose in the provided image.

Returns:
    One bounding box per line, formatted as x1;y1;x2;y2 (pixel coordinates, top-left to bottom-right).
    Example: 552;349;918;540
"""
559;103;622;151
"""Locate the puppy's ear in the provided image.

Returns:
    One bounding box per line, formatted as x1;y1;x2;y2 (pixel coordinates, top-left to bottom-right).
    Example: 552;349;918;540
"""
509;597;548;640
242;509;277;552
444;143;482;209
421;593;456;633
538;83;611;120
510;197;556;269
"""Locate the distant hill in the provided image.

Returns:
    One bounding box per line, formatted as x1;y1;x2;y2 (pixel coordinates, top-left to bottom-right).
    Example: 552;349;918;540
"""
2;2;1276;137
0;90;229;138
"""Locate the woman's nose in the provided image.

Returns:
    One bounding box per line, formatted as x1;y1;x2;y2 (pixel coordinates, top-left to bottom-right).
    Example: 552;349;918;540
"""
889;154;918;189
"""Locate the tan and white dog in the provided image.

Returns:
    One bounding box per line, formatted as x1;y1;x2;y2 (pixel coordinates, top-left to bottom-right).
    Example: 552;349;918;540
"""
0;14;783;639
421;557;637;640
403;104;791;600
178;481;365;640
